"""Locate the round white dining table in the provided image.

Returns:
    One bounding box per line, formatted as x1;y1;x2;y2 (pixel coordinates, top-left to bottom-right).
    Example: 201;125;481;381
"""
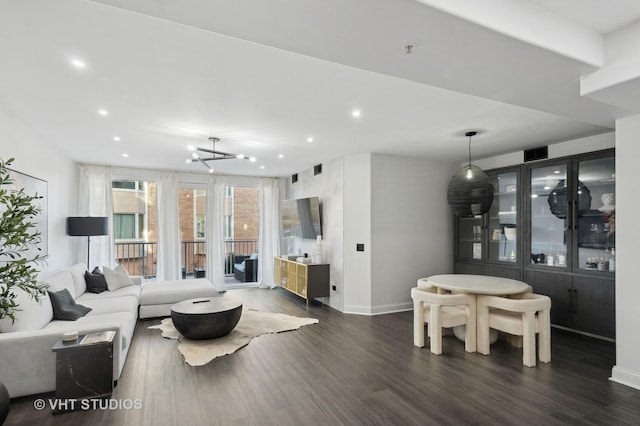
425;274;529;344
426;274;529;295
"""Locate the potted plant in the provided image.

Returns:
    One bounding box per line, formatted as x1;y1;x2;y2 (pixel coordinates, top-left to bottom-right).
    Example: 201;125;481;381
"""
0;157;48;323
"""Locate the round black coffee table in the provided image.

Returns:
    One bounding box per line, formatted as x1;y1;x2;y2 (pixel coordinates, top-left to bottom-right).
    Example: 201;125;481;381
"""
171;298;242;340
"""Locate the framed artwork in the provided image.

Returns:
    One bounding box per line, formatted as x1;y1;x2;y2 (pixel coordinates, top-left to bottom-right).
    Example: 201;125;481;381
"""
6;168;48;258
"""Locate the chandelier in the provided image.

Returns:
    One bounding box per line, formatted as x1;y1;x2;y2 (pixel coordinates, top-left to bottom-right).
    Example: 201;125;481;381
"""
446;131;494;217
186;137;256;173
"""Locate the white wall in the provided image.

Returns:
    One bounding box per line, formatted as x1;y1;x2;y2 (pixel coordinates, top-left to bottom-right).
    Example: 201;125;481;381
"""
284;157;344;311
369;154;454;313
0;107;76;274
474;132;615;170
610;115;640;390
342;153;372;314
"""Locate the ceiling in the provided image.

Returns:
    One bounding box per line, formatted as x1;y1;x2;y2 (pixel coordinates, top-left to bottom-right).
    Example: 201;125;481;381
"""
1;0;639;177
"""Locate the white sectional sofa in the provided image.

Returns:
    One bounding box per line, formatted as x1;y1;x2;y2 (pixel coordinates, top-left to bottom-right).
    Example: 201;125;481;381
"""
0;264;140;398
0;264;218;398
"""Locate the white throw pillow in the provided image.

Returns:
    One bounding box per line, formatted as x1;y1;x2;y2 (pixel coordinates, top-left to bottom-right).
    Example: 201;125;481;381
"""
103;264;135;292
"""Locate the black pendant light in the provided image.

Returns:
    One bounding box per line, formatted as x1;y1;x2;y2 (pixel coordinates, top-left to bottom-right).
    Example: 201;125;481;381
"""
547;179;592;219
447;131;494;217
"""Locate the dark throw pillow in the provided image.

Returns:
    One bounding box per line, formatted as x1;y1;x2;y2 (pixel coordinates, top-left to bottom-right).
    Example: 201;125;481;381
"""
48;288;92;321
85;268;108;294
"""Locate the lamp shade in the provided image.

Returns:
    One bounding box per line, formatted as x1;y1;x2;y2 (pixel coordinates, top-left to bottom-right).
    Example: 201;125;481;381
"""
447;165;494;217
67;217;109;236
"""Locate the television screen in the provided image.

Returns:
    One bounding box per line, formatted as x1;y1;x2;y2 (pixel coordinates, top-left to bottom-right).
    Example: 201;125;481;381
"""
281;196;322;239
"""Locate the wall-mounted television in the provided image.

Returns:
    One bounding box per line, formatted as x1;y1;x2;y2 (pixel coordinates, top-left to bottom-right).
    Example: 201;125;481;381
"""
281;196;322;239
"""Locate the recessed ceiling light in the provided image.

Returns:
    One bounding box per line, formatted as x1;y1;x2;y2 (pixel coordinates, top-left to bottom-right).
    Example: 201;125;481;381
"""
113;136;121;142
260;165;265;170
531;194;539;198
208;168;214;174
553;170;560;174
543;186;551;190
98;109;109;116
278;154;284;158
307;137;314;143
249;157;257;162
351;109;361;118
236;154;246;159
70;59;86;69
187;145;195;151
185;159;192;164
122;153;128;158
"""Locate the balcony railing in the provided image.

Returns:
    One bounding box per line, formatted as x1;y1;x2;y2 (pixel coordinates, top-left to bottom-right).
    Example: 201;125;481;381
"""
115;240;258;279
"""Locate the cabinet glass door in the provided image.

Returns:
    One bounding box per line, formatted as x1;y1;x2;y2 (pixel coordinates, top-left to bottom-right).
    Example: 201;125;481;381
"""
488;171;518;262
457;216;483;260
576;156;615;273
530;164;568;268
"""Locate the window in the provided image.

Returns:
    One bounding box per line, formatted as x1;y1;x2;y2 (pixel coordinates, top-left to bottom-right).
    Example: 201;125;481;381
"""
112;180;143;190
196;214;205;239
112;180;156;242
113;213;144;240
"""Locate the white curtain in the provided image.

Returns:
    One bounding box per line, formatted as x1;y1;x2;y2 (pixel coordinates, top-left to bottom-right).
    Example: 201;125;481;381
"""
257;178;281;288
156;171;181;281
77;165;115;269
206;176;226;292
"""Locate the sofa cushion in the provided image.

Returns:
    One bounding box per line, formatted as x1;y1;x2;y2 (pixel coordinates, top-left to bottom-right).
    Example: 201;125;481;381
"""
103;265;135;292
40;270;77;299
85;268;108;294
140;279;217;306
77;284;141;301
80;295;139;316
43;311;137;351
48;288;92;321
69;263;88;296
0;287;52;332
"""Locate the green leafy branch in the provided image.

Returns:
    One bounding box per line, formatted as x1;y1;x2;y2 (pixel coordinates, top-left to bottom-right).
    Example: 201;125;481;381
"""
0;157;48;322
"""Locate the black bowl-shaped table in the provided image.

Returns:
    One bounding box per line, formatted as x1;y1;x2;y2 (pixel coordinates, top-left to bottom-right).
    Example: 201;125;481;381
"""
171;298;242;340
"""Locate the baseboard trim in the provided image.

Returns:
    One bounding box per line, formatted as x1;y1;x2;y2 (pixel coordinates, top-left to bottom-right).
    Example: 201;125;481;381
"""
610;366;640;390
343;302;412;316
550;324;615;342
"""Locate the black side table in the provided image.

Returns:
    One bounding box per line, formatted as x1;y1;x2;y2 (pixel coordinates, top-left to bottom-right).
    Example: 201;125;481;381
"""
51;331;115;413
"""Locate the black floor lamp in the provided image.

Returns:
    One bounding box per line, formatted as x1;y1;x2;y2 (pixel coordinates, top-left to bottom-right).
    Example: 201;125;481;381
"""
68;217;109;268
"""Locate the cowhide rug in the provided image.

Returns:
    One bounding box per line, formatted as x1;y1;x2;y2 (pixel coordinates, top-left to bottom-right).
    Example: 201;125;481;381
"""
149;309;318;366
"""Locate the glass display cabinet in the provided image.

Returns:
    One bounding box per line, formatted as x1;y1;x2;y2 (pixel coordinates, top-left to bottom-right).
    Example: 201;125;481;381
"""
576;156;616;273
454;166;522;279
487;170;519;264
524;149;615;338
454;149;615;338
526;152;615;275
529;162;569;269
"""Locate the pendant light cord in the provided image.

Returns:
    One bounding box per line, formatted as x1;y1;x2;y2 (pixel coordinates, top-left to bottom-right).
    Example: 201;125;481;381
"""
465;131;477;167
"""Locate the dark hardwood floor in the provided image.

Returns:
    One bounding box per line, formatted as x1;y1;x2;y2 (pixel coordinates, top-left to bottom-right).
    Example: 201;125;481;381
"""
5;287;640;425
